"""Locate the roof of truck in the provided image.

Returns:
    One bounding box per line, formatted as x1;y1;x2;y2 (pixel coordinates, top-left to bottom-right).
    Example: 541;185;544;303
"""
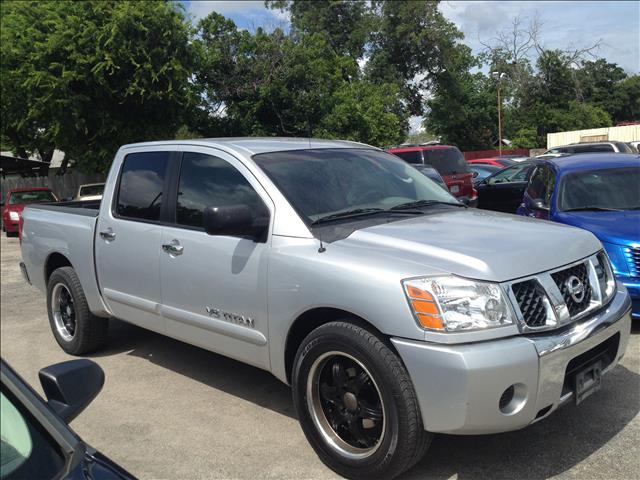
122;137;375;156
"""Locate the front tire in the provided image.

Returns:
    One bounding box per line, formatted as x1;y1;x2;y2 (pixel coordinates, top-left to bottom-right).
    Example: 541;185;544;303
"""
47;266;108;355
292;321;431;480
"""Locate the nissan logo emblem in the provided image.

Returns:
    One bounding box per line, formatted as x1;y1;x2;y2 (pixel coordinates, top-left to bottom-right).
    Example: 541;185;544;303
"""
565;275;586;303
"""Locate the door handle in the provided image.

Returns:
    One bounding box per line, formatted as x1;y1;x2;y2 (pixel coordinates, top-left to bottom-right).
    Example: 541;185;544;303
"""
99;228;116;241
162;239;184;256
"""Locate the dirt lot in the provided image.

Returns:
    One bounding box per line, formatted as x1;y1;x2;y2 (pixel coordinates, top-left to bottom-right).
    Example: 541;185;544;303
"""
1;234;639;479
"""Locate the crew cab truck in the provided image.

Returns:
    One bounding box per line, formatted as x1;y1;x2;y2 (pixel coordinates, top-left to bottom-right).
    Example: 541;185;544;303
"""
20;139;632;480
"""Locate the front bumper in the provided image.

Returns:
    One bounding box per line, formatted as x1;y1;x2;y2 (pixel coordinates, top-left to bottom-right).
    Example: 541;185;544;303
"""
618;275;639;319
392;285;632;434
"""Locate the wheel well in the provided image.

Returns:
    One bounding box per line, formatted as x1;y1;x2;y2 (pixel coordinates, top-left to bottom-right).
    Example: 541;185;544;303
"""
45;253;72;284
284;307;394;384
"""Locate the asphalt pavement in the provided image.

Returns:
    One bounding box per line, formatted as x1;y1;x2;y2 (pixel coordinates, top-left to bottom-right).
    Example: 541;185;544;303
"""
1;234;639;479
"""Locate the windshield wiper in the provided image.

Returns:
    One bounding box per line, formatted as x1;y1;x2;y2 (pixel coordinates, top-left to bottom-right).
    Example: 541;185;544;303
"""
564;206;623;212
390;199;465;210
311;207;424;225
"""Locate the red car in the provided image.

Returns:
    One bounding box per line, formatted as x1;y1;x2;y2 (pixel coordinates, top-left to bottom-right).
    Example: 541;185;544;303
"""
2;187;58;236
386;145;477;206
468;157;517;168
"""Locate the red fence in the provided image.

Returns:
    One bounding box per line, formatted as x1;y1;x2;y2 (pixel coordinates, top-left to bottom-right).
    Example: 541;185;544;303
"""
463;148;529;160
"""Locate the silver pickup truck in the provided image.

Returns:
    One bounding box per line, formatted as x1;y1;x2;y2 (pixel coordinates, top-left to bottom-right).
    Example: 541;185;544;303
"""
21;139;632;479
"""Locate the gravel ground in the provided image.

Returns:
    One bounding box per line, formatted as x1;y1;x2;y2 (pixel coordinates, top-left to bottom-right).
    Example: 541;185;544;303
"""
1;234;639;479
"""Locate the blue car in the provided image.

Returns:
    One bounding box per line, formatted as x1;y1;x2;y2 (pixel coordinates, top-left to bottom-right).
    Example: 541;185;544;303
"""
517;153;640;318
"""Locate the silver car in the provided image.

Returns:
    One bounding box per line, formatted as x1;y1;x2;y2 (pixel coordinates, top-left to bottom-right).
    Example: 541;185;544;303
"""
20;138;632;479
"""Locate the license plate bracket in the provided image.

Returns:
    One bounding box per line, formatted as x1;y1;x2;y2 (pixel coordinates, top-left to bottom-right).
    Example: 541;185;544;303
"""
574;360;603;405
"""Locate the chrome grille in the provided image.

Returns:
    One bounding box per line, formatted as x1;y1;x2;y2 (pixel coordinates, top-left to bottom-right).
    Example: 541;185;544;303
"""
512;279;548;327
624;247;640;277
507;252;613;332
551;262;592;317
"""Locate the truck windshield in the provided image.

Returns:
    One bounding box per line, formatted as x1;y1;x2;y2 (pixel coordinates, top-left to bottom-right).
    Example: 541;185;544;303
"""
559;167;640;211
253;148;458;224
9;190;56;204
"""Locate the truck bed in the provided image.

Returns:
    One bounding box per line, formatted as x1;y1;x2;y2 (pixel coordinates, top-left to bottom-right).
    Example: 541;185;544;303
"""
20;201;109;317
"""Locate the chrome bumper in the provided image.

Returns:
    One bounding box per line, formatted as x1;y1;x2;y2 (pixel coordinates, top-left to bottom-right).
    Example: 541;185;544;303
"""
392;285;632;435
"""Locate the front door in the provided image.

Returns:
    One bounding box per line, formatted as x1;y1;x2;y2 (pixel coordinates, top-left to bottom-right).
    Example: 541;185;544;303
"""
477;163;533;213
95;150;174;333
159;148;273;369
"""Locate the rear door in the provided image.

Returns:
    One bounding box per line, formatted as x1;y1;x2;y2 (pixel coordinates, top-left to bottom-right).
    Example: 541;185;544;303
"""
95;149;177;333
159;147;273;369
476;162;534;212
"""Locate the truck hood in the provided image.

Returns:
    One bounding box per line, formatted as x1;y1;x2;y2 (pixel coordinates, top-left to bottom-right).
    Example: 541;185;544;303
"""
335;209;602;282
554;210;640;247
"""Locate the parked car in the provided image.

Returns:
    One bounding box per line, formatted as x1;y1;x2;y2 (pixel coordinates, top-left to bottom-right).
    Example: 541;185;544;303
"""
75;183;105;201
544;141;635;155
21;139;631;480
516;153;640;318
475;161;537;213
386;145;477;206
0;358;135;479
468;158;516;168
412;165;448;191
2;187;57;237
469;164;501;185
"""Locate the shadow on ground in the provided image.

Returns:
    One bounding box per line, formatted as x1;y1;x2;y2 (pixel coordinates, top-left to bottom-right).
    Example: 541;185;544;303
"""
91;318;640;480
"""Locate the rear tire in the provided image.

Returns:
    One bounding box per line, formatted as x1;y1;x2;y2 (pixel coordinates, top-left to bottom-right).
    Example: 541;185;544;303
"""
6;230;18;237
47;266;108;355
292;321;431;480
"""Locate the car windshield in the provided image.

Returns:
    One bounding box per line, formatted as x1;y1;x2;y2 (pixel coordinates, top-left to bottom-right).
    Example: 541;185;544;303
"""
422;148;469;175
559;167;640;211
79;184;104;196
253;148;458;223
9;190;56;204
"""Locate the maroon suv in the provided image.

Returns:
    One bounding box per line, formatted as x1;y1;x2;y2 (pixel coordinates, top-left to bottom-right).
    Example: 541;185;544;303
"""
386;145;477;206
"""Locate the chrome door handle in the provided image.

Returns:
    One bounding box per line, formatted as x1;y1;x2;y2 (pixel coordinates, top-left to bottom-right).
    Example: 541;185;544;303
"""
162;240;184;256
99;229;116;241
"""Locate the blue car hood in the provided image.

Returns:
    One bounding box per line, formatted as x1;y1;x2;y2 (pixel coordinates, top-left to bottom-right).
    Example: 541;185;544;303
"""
554;210;640;246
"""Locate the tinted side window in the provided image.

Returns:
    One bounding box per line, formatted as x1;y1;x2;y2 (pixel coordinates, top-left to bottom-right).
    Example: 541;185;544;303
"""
116;152;170;221
392;151;423;164
573;144;613;153
526;166;556;206
0;389;66;480
176;152;267;228
488;163;532;184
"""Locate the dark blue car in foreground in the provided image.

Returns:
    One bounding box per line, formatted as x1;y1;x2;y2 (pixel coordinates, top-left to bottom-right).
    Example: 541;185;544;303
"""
517;153;640;318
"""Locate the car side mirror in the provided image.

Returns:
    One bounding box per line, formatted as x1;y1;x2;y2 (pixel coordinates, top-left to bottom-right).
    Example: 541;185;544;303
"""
472;171;479;178
531;199;550;212
39;359;104;423
203;204;268;240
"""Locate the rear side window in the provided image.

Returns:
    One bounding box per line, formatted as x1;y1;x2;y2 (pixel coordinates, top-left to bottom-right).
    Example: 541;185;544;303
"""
391;151;423;164
116;152;170;221
176;152;267;229
423;148;469;175
573;144;614;153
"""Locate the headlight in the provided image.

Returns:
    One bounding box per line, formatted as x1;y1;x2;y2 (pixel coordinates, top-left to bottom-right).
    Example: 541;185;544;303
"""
596;251;616;304
403;276;514;332
9;211;19;221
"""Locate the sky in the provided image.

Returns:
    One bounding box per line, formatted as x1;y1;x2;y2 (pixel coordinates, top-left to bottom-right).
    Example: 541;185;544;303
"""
182;1;640;74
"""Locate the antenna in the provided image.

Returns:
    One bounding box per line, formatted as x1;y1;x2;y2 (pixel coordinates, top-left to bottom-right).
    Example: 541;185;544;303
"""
318;238;326;253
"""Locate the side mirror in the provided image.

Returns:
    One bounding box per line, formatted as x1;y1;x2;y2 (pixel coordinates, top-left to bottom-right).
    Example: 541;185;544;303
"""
39;359;104;423
531;199;550;212
472;171;479;178
203;204;268;239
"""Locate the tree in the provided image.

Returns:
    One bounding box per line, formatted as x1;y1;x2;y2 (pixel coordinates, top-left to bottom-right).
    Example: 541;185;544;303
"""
1;1;194;172
192;12;407;146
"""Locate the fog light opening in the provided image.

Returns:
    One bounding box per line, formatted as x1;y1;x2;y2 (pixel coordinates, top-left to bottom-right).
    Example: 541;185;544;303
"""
499;383;527;415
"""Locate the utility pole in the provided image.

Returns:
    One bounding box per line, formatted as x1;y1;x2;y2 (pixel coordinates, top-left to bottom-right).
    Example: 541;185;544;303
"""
491;72;506;155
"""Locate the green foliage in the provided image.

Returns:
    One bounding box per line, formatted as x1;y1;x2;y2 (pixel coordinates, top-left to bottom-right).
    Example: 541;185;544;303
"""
510;128;539;149
1;1;194;172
